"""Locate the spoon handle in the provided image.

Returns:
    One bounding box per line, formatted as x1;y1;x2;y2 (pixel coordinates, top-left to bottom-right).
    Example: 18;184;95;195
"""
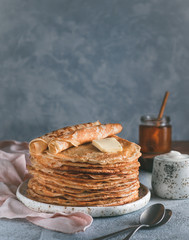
92;226;138;240
123;224;147;240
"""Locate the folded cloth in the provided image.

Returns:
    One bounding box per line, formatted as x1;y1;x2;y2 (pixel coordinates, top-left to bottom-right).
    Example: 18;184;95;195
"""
0;140;93;233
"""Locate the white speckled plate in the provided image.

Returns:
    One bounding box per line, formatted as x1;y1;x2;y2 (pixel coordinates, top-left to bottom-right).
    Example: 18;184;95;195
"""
16;180;150;217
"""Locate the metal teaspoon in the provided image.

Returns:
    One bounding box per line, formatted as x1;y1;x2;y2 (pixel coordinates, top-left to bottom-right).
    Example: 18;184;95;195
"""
93;208;171;240
93;204;166;240
123;203;165;240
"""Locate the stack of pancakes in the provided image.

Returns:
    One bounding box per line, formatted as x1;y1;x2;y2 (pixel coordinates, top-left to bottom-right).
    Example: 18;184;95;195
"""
27;121;141;207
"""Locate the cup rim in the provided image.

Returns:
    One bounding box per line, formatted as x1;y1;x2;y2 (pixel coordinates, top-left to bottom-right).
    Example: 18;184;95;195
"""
154;155;189;163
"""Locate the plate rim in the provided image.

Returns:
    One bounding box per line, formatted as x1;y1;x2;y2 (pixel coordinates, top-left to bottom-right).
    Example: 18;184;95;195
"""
16;180;151;217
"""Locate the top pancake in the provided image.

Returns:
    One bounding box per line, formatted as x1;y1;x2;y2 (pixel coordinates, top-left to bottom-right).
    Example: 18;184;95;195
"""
29;121;123;154
29;121;101;154
31;135;141;166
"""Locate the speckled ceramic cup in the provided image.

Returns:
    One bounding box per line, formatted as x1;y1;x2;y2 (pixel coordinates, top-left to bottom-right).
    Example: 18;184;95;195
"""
152;151;189;199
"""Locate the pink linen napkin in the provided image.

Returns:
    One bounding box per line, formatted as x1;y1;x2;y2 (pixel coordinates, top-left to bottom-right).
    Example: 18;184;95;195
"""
0;140;93;233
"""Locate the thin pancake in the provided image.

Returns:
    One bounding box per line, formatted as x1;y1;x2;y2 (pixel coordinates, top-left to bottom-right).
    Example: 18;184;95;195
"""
48;123;123;154
27;188;139;206
28;179;140;200
29;121;101;154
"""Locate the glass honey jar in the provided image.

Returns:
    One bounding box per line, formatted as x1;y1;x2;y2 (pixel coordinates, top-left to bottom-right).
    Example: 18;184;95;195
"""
139;115;172;154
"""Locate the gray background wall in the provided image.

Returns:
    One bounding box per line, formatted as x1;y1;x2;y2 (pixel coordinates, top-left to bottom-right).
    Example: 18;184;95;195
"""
0;0;189;143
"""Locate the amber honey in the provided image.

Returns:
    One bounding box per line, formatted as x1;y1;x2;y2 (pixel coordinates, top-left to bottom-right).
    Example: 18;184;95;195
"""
139;115;172;154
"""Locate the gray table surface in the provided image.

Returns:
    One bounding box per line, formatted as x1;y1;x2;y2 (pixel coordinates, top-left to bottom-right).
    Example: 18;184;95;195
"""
1;170;189;240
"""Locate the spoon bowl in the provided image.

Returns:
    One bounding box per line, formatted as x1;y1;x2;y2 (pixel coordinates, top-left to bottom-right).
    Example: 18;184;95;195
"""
140;203;165;226
157;209;172;227
142;208;172;229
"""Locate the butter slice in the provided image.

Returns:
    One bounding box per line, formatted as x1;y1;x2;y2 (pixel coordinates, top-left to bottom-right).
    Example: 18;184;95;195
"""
92;137;123;153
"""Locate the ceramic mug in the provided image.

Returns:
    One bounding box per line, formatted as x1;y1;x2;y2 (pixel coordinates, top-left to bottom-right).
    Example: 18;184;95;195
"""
152;151;189;199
